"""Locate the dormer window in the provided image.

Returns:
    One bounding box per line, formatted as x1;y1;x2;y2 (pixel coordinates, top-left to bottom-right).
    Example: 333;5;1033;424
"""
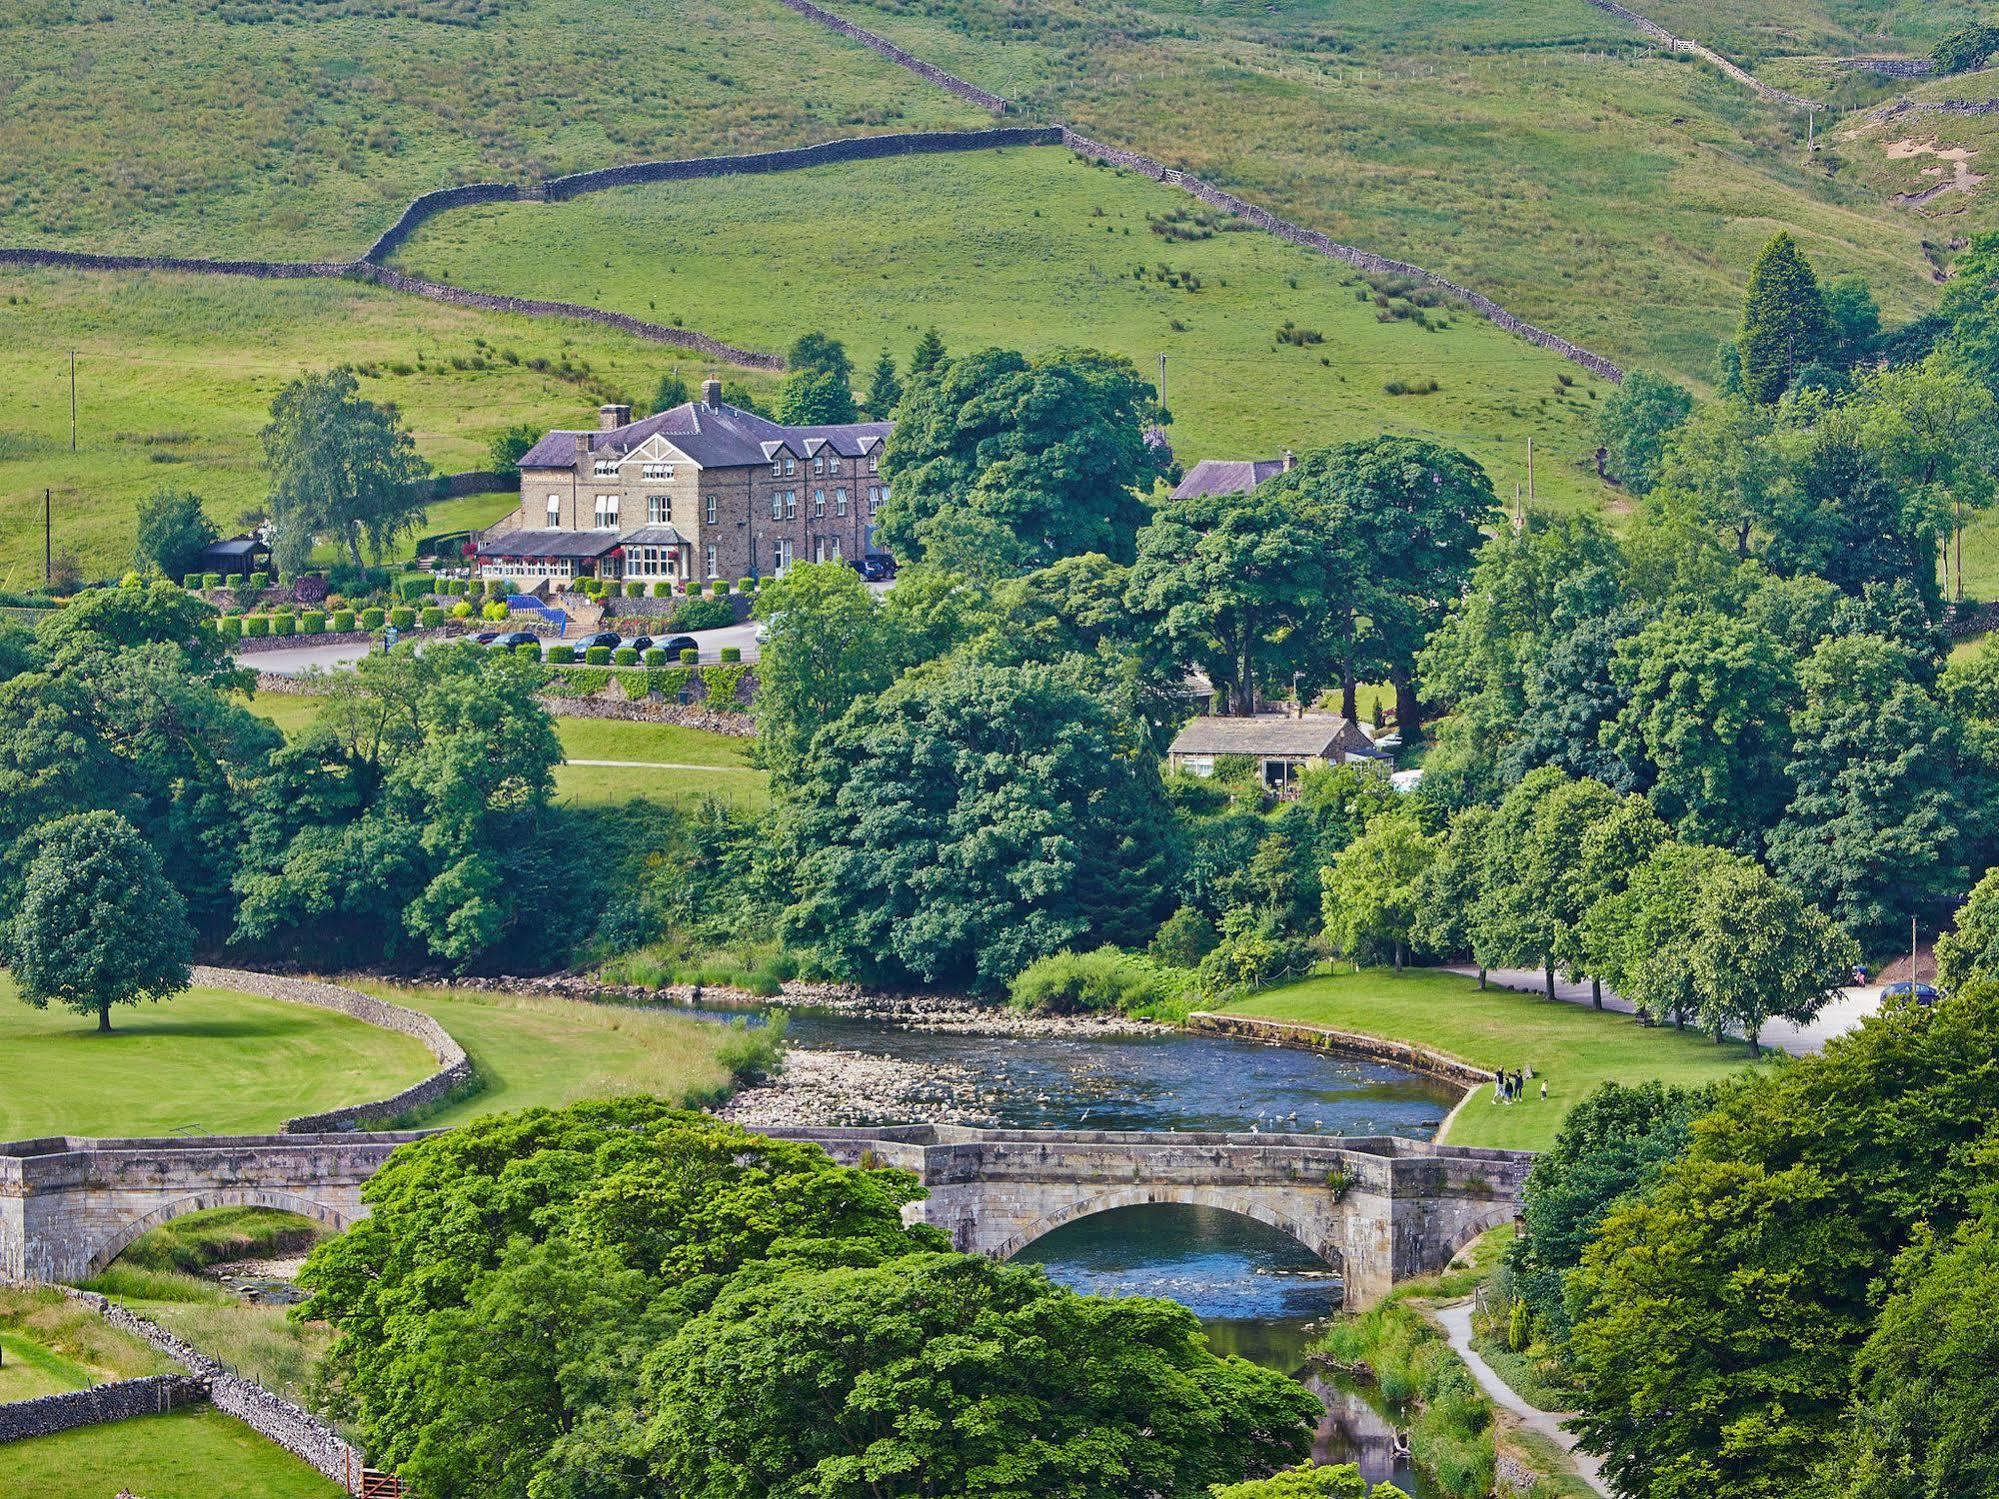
643;462;674;481
827;457;840;475
813;455;824;474
771;459;782;477
593;458;617;478
784;456;796;477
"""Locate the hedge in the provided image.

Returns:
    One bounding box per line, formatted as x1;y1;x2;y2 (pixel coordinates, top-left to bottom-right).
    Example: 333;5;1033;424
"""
225;574;245;589
547;644;576;664
301;610;326;633
515;642;542;661
720;646;742;664
738;577;756;594
679;648;699;665
388;607;416;630
420;606;445;629
270;613;296;637
652;581;673;597
241;615;269;638
542;666;613;696
703;662;751;707
331;610;356;631
202;572;223;589
396;578;429;602
248;572;269;590
613;647;639;665
642;648;667;667
360;608;386;629
214;616;242;640
585;646;612;665
183;573;202;590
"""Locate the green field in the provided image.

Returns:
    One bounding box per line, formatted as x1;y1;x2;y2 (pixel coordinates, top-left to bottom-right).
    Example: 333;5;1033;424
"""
0;266;781;583
3;1406;342;1499
396;143;1613;505
0;1286;171;1401
1220;967;1768;1151
0;977;437;1138
356;983;740;1123
0;0;984;260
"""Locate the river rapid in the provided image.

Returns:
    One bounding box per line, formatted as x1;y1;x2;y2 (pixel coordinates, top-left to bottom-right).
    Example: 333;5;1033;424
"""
719;1002;1465;1494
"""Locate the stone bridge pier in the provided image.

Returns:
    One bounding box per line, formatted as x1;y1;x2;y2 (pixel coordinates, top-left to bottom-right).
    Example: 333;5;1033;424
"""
764;1126;1533;1308
0;1134;426;1284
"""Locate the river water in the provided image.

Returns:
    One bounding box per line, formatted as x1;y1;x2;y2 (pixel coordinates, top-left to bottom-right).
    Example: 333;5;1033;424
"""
777;1011;1462;1494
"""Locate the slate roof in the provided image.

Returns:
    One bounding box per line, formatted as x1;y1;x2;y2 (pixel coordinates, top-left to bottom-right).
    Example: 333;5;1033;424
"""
1171;458;1289;500
197;536;267;561
472;528;623;559
1169;714;1377;759
622;524;688;546
518;400;891;471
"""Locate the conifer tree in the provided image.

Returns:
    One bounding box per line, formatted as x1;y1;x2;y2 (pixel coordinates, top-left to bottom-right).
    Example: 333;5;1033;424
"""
863;349;902;419
907;327;948;379
1740;231;1833;404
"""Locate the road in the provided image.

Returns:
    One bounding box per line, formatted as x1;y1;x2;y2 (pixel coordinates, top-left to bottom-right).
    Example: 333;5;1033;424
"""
239;619;762;677
1433;1299;1612;1498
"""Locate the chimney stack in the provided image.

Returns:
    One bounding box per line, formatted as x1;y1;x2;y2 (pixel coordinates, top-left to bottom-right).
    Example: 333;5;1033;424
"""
599;403;631;431
1282;449;1295;472
702;378;723;408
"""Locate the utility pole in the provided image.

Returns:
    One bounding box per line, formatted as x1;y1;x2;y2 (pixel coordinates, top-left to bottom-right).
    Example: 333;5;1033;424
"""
1526;435;1535;507
1807;110;1816;151
43;489;51;588
69;350;77;453
1157;352;1167;410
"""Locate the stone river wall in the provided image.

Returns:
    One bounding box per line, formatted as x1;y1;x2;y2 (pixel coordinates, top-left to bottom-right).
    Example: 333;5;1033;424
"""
190;966;472;1132
1185;1011;1493;1089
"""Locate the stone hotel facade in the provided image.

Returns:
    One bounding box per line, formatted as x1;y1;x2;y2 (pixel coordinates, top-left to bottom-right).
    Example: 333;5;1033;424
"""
474;380;890;588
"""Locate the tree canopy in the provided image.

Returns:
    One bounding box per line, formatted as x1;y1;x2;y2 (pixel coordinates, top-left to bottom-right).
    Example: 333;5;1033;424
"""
134;488;218;581
263;368;431;576
1740;231;1833;404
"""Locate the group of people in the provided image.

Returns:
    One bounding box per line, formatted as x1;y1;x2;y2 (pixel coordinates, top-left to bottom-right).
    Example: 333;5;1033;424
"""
1494;1068;1544;1104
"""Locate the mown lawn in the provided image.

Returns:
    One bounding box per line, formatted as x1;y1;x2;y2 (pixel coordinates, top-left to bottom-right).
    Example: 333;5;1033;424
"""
0;977;436;1138
396;144;1614;509
3;1406;342;1499
0;1285;173;1401
1220;967;1768;1151
358;983;740;1124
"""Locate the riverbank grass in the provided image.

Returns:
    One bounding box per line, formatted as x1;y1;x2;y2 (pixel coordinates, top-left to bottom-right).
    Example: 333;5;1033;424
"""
1220;967;1767;1151
2;1406;342;1498
0;975;436;1139
0;1286;172;1401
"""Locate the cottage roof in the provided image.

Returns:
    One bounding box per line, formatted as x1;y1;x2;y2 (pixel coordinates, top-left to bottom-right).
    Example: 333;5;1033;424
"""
517;401;890;472
197;536;267;561
622;524;688;547
1168;714;1377;759
1171;458;1289;500
472;528;623;559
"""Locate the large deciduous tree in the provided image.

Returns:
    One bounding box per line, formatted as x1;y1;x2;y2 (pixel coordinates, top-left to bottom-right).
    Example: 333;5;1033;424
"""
263;368;431;576
749;561;897;785
879;347;1159;578
1685;853;1854;1053
780;658;1175;991
1320;811;1436;969
1594;369;1692;495
1936;866;1999;992
1739;231;1833;404
134;489;218;581
9;809;192;1031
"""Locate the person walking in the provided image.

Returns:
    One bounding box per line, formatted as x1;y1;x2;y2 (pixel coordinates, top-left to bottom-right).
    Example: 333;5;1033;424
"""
1539;1078;1548;1103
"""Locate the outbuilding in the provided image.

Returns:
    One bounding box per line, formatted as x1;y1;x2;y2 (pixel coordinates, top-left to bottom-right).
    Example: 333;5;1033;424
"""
1167;713;1382;796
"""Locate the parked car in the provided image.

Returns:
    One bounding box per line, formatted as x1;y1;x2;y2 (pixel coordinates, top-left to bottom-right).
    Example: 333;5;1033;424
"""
494;631;542;654
660;635;698;659
625;635;655;653
1881;980;1941;1006
472;630;501;645
579;630;621;651
852;552;897;582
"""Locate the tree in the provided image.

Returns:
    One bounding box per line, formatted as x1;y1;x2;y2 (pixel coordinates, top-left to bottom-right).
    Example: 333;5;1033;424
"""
1594;370;1692;494
9;810;192;1031
1211;1466;1409;1498
1264;438;1499;735
719;379;768;416
907;326;948;379
644;1252;1321;1499
1566;984;1999;1499
650;370;692;413
1506;1080;1711;1339
1822;274;1882;367
749;561;895;785
1574;838;1729;1029
1933;23;1999;73
1939;230;1999;393
1766;632;1976;947
1412;806;1494;981
1475;769;1618;998
1686;854;1854;1053
787;330;854;387
1127;480;1336;716
1937;867;1999;992
781;657;1176;991
1652;398;1784;557
862;348;901;418
1320;812;1436;969
1740;231;1833;404
776;365;857;425
486;422;543;470
263;368;431;576
134;489;218;580
879;347;1157;578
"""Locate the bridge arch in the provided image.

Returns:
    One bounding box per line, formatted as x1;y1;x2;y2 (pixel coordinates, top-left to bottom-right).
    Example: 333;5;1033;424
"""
82;1188;357;1279
987;1185;1345;1275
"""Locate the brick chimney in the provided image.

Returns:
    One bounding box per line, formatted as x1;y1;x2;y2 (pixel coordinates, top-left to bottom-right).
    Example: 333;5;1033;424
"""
702;378;723;408
598;403;630;431
1282;449;1295;471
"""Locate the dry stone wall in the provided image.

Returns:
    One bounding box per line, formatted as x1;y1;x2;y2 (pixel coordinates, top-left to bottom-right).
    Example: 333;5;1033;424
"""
189;966;473;1132
1578;0;1817;109
1185;1011;1493;1089
0;1374;208;1443
771;0;1013;113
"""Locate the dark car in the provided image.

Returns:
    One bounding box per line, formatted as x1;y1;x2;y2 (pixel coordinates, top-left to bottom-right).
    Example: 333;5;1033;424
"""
660;635;698;659
580;630;621;651
852;552;897;582
494;631;542;654
1882;981;1941;1006
626;635;655;654
472;630;501;645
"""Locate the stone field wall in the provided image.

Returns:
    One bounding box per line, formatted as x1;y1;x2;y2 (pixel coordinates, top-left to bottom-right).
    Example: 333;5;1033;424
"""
0;1374;208;1444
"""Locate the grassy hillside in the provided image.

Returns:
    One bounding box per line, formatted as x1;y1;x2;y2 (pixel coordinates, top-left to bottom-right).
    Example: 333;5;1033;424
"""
819;0;1956;380
395;144;1615;505
0;267;778;583
5;1407;342;1499
0;0;986;259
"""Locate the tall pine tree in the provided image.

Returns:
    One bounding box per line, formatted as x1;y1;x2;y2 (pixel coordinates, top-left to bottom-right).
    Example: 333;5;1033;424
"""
863;349;902;419
908;327;948;379
1740;231;1833;404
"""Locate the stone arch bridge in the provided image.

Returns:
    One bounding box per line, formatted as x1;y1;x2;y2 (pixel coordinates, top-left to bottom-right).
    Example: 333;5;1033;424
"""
3;1126;1530;1307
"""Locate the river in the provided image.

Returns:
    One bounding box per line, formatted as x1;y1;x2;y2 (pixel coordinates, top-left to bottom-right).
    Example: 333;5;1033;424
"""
770;1009;1463;1494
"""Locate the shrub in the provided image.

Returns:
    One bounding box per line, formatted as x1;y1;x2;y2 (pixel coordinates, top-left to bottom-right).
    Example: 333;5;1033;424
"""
679;647;699;665
270;613;296;637
360;608;386;630
241;614;269;638
182;573;201;590
642;648;667;667
331;610;356;631
248;571;269;590
547;644;576;664
719;645;742;664
515;642;542;661
487;579;514;598
225;573;245;589
1008;946;1189;1018
625;581;644;598
419;606;445;629
669;596;734;632
213;615;241;640
481;600;509;622
388;607;416;630
450;601;473;619
300;610;326;633
613;647;639;666
709;579;731;597
585;646;612;665
653;580;673;597
738;576;756;594
396;577;429;602
201;572;222;589
292;573;329;605
1149;905;1220;967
